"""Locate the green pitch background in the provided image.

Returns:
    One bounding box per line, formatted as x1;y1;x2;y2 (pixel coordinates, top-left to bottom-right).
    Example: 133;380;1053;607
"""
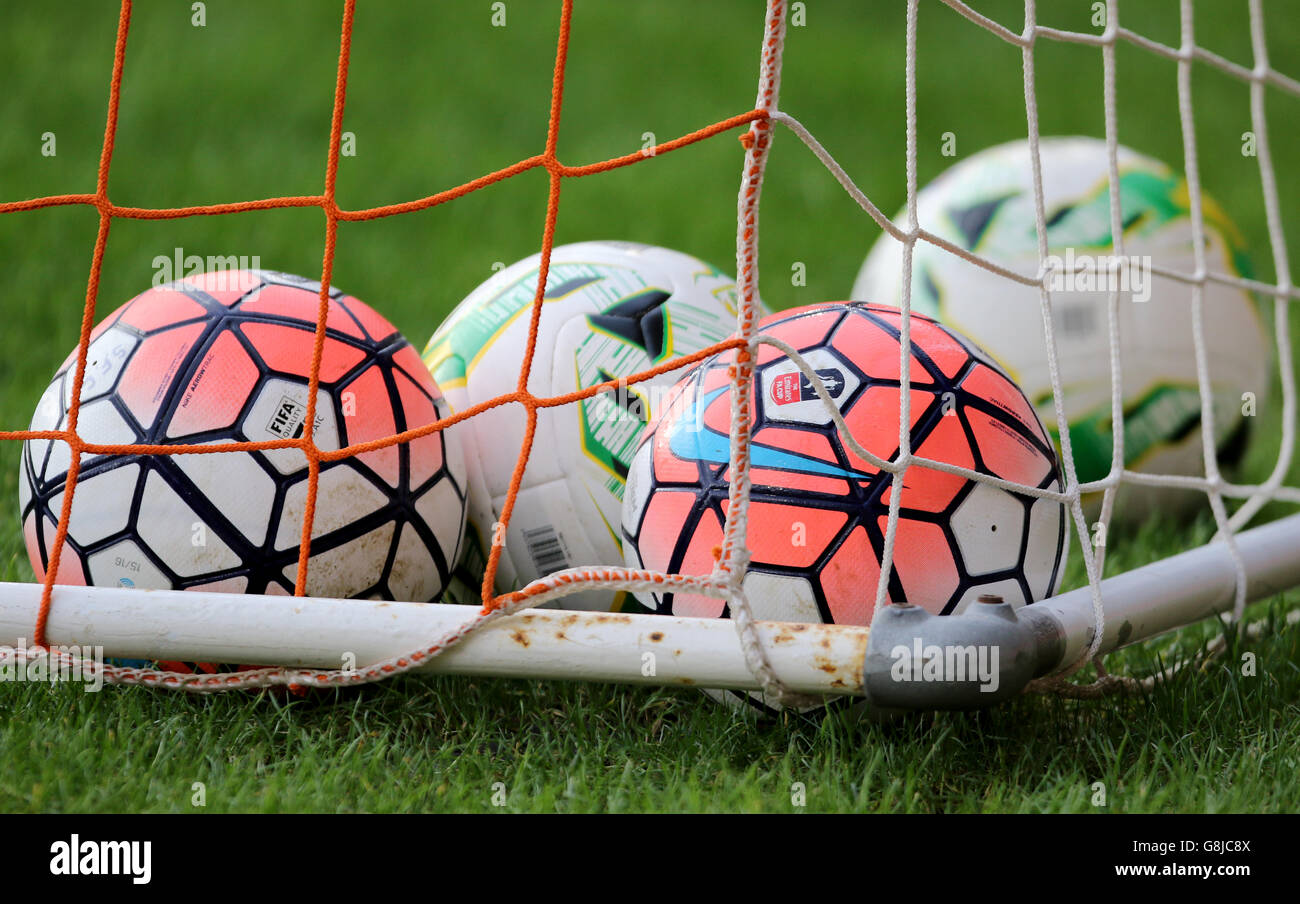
0;0;1297;813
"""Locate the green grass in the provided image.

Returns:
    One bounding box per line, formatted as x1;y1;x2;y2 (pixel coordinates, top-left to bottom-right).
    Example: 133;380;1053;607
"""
0;0;1298;813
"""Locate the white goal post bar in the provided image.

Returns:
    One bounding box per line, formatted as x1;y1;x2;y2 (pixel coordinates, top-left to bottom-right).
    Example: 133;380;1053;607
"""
0;512;1297;707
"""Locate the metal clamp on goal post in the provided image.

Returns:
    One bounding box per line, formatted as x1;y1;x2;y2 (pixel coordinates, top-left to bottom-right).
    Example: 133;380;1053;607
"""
864;511;1300;710
862;598;1059;711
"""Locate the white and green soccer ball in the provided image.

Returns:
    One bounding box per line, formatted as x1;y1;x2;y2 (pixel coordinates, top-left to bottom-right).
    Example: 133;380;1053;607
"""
852;136;1270;516
423;241;752;611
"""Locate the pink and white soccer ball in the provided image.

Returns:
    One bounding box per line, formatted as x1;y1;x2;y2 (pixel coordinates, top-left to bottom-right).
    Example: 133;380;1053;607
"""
622;302;1069;712
19;269;467;602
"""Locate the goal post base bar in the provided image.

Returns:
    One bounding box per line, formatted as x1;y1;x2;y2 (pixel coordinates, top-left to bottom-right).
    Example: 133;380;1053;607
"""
0;513;1296;708
0;584;870;696
1029;512;1300;670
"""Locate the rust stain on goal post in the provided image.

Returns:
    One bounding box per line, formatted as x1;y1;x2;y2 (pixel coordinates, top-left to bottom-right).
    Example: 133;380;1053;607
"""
463;607;869;694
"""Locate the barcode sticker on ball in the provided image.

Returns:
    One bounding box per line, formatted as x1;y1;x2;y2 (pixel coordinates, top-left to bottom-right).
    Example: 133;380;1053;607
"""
523;525;570;575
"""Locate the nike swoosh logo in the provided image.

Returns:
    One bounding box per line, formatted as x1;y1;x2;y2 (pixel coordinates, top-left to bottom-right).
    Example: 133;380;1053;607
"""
667;386;870;480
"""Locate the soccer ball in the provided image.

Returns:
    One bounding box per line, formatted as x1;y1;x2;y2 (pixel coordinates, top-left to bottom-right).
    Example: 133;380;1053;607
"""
852;137;1270;517
621;302;1067;708
422;241;754;611
20;269;467;603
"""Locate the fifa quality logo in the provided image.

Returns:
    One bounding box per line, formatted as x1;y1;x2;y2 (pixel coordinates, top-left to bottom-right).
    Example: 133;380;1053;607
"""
266;395;323;440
